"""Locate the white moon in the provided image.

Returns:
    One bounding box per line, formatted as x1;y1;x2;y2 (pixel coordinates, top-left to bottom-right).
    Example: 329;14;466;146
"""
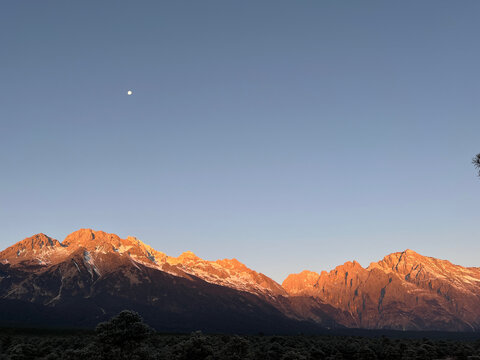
127;90;133;95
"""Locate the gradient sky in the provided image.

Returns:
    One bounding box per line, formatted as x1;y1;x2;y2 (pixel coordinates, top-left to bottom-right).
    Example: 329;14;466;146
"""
1;1;479;283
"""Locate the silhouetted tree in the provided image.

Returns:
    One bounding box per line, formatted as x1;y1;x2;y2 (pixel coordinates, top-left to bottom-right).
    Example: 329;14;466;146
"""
218;335;250;360
171;331;214;360
473;153;480;177
95;310;154;359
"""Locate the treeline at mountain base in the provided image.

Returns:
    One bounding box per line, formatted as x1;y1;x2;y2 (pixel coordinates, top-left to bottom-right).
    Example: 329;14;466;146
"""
1;311;480;360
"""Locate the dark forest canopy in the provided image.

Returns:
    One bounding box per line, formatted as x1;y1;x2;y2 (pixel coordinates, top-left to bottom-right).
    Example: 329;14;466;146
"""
1;311;480;360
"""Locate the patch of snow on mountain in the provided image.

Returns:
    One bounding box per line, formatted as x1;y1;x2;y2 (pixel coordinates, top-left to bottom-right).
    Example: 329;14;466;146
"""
131;258;163;272
83;251;100;276
72;261;81;273
115;245;133;254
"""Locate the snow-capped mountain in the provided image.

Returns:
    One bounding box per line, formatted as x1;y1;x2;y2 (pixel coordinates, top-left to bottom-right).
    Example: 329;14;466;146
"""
0;229;285;298
1;229;480;332
0;229;326;333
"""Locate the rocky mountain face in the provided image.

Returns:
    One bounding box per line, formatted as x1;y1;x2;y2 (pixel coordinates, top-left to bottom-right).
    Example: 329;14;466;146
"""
0;229;286;296
1;229;480;332
283;250;480;331
0;229;335;333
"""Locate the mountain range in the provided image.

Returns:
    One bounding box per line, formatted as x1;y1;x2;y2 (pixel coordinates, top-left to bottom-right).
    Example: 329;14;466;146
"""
1;229;479;333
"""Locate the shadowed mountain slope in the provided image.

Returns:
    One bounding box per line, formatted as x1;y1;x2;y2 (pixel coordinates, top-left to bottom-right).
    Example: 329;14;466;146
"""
2;230;480;332
0;229;336;333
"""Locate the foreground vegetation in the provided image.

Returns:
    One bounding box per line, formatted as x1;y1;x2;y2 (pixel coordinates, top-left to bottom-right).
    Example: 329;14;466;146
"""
1;311;480;360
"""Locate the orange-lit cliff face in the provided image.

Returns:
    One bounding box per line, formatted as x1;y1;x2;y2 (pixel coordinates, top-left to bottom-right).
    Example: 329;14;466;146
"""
283;250;480;331
0;229;285;297
0;233;63;265
2;230;480;331
0;229;308;333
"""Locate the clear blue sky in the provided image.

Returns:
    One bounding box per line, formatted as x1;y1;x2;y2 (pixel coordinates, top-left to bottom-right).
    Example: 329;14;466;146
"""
1;1;479;283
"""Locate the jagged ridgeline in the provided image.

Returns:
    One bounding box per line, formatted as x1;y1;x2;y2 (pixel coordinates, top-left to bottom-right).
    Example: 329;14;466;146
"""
1;229;480;332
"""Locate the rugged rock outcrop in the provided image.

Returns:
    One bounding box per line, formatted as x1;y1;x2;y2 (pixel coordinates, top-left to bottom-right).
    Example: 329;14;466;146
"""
0;229;333;332
2;230;480;332
283;250;480;331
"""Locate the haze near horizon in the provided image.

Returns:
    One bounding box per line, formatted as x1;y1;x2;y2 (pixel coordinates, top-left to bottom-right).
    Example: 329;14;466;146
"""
1;1;479;283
